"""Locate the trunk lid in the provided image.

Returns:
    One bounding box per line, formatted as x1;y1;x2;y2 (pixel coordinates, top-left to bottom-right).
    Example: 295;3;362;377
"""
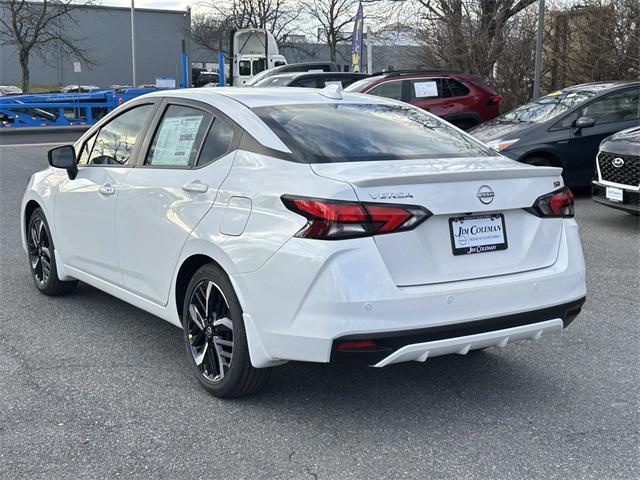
311;157;565;286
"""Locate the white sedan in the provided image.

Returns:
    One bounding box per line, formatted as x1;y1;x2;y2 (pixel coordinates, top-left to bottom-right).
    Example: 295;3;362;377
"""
21;86;587;398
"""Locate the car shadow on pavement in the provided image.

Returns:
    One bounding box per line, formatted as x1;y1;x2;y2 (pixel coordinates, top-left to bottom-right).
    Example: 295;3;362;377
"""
49;281;568;424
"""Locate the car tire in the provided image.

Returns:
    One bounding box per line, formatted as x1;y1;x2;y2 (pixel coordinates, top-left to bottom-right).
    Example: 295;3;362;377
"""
181;263;271;398
526;156;561;168
452;119;479;131
27;208;78;296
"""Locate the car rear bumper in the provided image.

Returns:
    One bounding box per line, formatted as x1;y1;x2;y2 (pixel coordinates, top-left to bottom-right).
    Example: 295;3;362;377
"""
233;219;586;367
331;298;584;365
592;181;640;213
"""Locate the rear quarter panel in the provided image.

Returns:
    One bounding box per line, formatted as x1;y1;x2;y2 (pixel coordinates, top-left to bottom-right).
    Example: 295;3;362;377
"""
190;151;358;275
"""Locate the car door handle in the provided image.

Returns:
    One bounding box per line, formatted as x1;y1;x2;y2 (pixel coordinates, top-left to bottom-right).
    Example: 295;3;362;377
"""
442;103;455;108
98;183;116;196
182;180;209;193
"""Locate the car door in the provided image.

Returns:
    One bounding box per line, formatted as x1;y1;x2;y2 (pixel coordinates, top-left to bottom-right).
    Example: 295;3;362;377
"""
567;88;640;185
54;102;156;285
115;99;238;305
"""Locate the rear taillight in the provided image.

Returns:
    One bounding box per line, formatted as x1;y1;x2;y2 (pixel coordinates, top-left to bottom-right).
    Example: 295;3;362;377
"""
281;195;432;240
526;187;574;218
488;95;502;105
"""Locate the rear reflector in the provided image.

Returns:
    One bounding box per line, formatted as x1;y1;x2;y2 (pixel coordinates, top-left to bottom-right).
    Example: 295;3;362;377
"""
526;186;574;218
282;195;432;240
336;340;376;351
488;95;502;105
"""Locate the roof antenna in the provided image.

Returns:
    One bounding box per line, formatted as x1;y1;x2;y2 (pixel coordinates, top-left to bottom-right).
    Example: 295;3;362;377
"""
319;83;343;100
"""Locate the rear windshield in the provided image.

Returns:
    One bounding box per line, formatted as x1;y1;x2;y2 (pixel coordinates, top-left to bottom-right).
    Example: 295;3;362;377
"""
253;103;495;163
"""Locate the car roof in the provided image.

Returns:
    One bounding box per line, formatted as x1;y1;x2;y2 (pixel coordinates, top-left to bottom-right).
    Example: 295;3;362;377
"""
269;72;366;80
558;81;639;94
162;87;391;108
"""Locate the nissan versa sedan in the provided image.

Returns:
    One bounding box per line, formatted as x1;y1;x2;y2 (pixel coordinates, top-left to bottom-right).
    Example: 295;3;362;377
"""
21;86;587;398
471;81;640;187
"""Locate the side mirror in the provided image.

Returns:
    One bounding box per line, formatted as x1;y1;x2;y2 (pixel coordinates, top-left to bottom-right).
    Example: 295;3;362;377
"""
574;116;595;130
48;145;78;180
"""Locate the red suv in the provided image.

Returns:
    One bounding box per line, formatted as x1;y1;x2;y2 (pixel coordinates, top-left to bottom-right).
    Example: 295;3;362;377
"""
345;70;502;130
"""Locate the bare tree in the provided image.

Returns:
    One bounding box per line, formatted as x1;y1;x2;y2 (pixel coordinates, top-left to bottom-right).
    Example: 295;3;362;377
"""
302;0;360;63
192;13;232;53
202;0;302;42
301;0;404;64
415;0;538;78
0;0;96;92
545;0;640;90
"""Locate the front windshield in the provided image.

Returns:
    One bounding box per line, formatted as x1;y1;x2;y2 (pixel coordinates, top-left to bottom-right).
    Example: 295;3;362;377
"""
254;76;293;87
498;90;596;123
254;103;495;163
245;69;274;86
344;77;379;93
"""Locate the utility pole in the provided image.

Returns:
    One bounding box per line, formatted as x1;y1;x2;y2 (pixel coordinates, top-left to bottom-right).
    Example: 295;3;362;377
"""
533;0;545;99
131;0;137;86
367;27;373;74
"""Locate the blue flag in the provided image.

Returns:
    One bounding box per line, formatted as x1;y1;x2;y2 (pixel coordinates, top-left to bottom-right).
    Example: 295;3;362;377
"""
350;3;364;73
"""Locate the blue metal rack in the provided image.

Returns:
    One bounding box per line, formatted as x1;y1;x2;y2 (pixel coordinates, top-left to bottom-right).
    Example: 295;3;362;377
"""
0;87;165;128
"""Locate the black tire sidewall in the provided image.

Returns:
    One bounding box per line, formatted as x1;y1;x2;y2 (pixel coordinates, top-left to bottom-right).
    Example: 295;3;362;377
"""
28;208;59;294
181;263;253;397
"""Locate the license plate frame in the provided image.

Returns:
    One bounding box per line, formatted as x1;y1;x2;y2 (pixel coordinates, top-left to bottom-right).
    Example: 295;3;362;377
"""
605;186;623;202
449;214;508;256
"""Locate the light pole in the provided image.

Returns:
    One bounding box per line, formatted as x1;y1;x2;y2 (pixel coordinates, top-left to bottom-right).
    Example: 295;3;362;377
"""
533;0;545;99
131;0;137;86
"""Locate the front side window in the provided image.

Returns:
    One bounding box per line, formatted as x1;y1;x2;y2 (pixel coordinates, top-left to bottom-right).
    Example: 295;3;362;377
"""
252;59;266;75
88;104;153;165
582;89;640;125
77;132;97;165
196;119;235;167
368;80;403;101
239;61;251;76
291;78;317;88
146;105;211;167
254;103;495;163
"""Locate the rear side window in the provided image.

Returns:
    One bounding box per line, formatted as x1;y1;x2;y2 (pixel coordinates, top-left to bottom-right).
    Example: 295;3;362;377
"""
196;119;235;167
368;80;403;101
446;79;470;97
88;104;153;165
145;105;211;167
254;103;495;163
409;79;444;100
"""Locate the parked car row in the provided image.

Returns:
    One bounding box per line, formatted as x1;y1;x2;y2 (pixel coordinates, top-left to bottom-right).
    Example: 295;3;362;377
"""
471;81;640;188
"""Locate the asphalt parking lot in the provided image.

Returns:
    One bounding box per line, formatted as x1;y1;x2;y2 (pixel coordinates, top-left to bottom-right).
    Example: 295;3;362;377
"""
1;138;638;480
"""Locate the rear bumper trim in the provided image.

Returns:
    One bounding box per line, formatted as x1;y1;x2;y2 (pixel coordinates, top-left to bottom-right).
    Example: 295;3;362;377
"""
373;319;563;367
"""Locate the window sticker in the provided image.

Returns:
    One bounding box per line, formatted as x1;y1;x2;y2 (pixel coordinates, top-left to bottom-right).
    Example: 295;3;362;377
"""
413;81;438;98
152;115;203;165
